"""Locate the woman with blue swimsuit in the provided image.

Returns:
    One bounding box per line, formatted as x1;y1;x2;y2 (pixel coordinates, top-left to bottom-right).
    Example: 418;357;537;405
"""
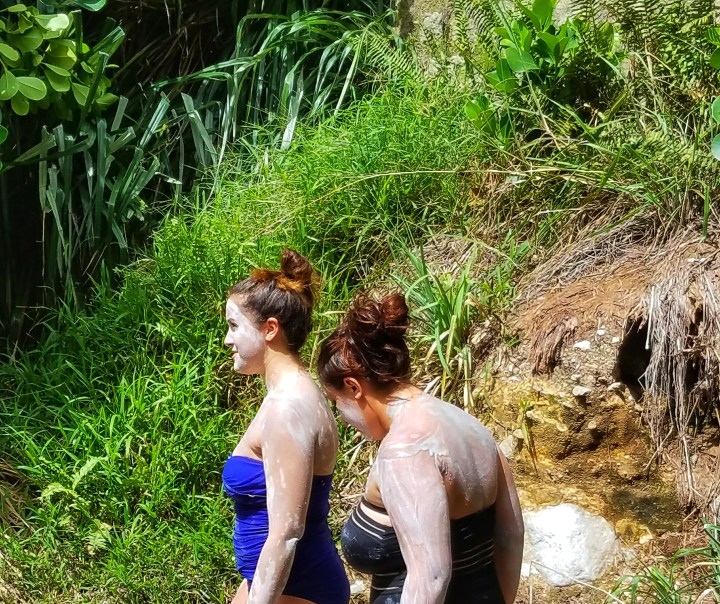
317;293;525;604
221;250;350;604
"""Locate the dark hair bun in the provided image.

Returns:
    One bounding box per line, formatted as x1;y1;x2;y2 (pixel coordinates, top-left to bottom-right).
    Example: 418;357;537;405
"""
280;249;314;287
317;291;411;389
346;293;409;340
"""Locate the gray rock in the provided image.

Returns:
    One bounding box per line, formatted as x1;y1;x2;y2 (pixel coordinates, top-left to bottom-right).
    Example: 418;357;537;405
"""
422;12;444;39
572;385;592;398
522;503;620;586
499;436;517;460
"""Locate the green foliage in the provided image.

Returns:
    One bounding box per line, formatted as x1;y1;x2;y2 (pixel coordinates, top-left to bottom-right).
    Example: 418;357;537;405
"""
611;521;720;603
1;0;397;344
0;4;118;131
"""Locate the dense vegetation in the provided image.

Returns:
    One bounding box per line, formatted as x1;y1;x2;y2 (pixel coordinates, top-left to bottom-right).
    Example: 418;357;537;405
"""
2;0;720;602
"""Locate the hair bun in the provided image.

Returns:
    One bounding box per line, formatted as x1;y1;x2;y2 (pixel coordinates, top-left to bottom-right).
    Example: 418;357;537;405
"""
280;249;314;286
346;293;409;341
271;249;319;308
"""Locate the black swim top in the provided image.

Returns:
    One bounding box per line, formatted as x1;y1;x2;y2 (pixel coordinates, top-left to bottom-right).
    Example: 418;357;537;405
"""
341;498;504;603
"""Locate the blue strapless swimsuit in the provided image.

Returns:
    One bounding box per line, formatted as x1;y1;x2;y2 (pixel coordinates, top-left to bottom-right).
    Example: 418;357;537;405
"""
222;455;350;604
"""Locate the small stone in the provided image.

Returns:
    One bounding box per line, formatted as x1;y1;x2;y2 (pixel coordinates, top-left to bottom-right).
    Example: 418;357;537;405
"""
572;386;592;398
581;375;596;387
587;420;598;431
570;373;582;382
574;340;592;350
612;336;621;344
597;329;607;336
350;580;365;595
608;382;625;393
499;436;517;460
513;429;525;440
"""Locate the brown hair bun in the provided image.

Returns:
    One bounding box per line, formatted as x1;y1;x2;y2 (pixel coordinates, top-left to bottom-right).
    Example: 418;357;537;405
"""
317;292;411;389
346;293;409;340
249;249;319;308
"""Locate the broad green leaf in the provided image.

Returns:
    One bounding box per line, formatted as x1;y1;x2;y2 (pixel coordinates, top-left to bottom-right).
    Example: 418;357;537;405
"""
16;76;46;100
16;13;33;33
73;0;106;10
497;58;513;81
43;63;71;76
532;0;555;29
9;27;43;52
10;92;29;115
712;133;720;160
6;4;28;12
44;67;69;92
464;100;482;121
72;81;89;106
95;92;118;108
711;48;720;70
494;26;511;40
712;97;720;124
537;31;558;50
599;22;614;49
0;71;18;100
0;43;19;62
0;125;7;145
34;14;70;33
45;53;76;70
516;3;541;31
505;47;538;72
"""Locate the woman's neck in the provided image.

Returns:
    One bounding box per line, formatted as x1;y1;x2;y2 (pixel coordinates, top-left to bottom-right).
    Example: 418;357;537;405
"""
367;382;424;434
262;348;304;392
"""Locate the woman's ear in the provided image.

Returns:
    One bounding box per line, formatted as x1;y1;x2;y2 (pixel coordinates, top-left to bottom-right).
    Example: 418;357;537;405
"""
264;317;280;342
343;377;364;401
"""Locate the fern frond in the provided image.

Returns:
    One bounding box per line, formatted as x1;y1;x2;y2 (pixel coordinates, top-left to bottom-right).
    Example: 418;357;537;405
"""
362;31;423;84
454;0;471;56
466;0;504;55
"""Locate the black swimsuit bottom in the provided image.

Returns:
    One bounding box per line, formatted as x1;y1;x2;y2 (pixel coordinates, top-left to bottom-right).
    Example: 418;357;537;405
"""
341;499;504;604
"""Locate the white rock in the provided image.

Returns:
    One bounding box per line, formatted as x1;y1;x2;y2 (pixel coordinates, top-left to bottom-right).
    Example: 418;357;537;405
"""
350;580;365;595
573;340;592;350
572;386;592;398
596;329;606;336
499;436;517;460
522;503;620;586
612;336;621;344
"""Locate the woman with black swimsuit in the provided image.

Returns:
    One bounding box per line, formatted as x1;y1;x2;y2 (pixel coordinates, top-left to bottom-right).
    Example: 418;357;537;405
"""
317;293;524;604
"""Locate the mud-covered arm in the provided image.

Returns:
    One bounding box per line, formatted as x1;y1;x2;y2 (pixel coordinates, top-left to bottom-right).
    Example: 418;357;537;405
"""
493;449;524;604
247;411;313;604
378;453;452;604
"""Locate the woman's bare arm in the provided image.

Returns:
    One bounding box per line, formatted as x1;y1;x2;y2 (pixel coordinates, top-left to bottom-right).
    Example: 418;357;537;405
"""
247;400;314;604
378;452;452;604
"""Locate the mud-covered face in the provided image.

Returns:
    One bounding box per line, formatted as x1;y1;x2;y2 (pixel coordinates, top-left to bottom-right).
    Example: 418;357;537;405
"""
325;385;377;440
224;299;265;374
